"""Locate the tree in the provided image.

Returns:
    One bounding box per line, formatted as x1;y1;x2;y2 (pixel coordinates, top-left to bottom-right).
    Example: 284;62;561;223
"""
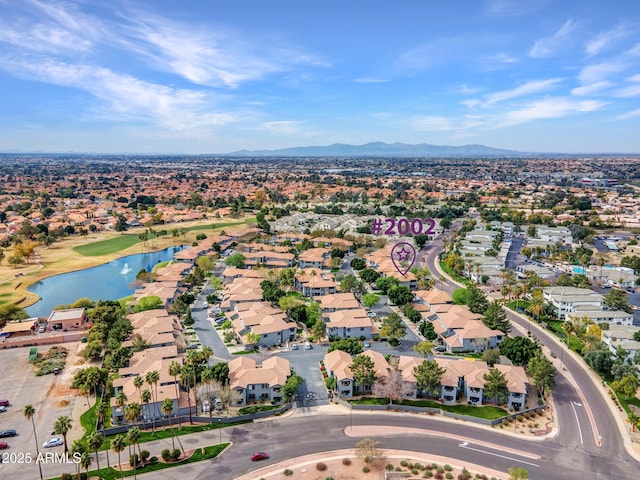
0;304;28;328
350;354;377;393
482;348;501;367
355;437;383;464
499;336;541;366
483;368;508;405
165;361;183;431
375;275;399;294
419;321;437;341
161;398;177;451
413;341;434;357
373;367;413;404
387;285;414;306
224;253;246;268
133;295;163;312
70;441;87;478
360;268;381;284
379;312;407;345
413;359;445;398
362;293;380;309
350;257;366;270
604;289;633;314
467;284;488;314
145;370;160;432
111;434;127;479
127;425;144;472
526;291;546;320
527;354;557;396
414;233;430;249
53;415;72;454
23;405;44;480
80;451;92;478
283;374;303;401
508;466;529;480
611;375;640;399
340;274;359;293
311;318;326;340
328;337;363;355
482;300;511;334
584;348;614;376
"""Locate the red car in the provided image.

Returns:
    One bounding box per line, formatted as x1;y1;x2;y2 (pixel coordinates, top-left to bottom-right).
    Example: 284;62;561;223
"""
0;400;9;407
250;452;269;461
0;441;8;449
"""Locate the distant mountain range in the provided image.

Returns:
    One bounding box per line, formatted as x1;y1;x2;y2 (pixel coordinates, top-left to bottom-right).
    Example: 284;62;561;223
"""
227;141;521;157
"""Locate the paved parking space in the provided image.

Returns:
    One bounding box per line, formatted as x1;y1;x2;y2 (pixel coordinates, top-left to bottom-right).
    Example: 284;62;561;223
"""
275;344;330;405
0;345;78;477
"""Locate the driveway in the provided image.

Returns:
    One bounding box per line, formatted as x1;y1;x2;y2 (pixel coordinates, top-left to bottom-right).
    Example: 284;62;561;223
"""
193;279;232;361
276;344;331;406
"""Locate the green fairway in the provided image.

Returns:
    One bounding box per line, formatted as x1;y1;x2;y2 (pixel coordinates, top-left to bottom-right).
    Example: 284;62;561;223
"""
74;235;141;256
186;219;253;232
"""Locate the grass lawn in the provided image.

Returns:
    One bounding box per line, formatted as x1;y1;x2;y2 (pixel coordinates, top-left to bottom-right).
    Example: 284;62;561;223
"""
186;219;252;232
351;397;508;420
98;419;251;450
49;443;229;480
238;404;279;415
153;260;171;271
73;235;141;256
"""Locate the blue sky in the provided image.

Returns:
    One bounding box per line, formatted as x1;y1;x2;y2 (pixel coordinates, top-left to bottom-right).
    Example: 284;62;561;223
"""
1;0;640;154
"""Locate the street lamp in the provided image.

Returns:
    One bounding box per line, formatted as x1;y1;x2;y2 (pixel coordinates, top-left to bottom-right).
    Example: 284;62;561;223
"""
218;418;222;445
349;403;352;433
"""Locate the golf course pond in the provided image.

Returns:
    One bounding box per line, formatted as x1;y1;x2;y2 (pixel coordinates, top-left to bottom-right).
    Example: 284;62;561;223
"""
26;246;186;317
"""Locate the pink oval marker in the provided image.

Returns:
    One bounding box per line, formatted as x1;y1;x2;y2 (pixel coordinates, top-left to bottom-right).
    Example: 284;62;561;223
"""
391;242;416;276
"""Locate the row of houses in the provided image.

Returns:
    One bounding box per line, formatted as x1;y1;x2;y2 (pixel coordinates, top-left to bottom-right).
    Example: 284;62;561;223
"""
324;349;529;410
542;286;633;326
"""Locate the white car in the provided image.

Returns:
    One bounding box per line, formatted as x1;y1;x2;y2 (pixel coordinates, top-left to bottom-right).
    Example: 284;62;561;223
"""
202;400;210;413
291;343;298;350
43;437;63;448
367;312;377;318
304;342;312;350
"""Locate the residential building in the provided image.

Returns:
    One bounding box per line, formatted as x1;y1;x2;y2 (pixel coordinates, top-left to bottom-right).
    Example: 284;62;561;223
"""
543;287;604;318
229;356;291;407
47;308;87;331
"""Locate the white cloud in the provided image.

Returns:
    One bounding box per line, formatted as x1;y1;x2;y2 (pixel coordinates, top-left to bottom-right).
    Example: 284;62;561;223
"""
500;97;605;126
0;56;236;130
586;24;629;57
571;81;613;96
626;74;640;82
529;20;575;58
484;0;549;16
614;108;640;120
259;121;304;134
413;116;455;131
483;78;563;105
614;84;640;98
353;77;391;83
578;61;627;84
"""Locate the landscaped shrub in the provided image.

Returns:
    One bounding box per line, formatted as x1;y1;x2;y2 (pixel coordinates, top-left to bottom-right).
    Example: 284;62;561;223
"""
316;462;327;471
60;474;73;480
170;448;181;460
431;463;438;470
342;458;351;466
386;464;394;471
444;464;452;471
437;466;445;473
141;450;150;461
424;471;434;478
149;456;158;464
401;460;409;467
446;473;454;479
435;473;444;480
363;466;370;473
461;467;472;479
414;463;423;470
129;453;140;467
283;469;293;476
413;469;420;475
76;473;88;480
161;448;171;461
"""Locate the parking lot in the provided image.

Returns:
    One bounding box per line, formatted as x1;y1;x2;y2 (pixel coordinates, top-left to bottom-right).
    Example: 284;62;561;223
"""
0;344;80;477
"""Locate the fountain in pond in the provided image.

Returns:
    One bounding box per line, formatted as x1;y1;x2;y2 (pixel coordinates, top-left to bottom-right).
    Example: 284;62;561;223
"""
120;262;132;274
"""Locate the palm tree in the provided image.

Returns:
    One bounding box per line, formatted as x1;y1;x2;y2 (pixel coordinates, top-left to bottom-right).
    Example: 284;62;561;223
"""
96;400;109;430
627;411;640;433
114;390;128;422
127;425;143;477
161;398;176;450
111;434;127;480
23;405;44;480
141;389;152;429
168;361;183;429
180;365;196;425
87;432;103;476
70;440;86;478
145;370;160;432
53;415;72;454
80;451;92;477
133;375;144;403
526;292;545;321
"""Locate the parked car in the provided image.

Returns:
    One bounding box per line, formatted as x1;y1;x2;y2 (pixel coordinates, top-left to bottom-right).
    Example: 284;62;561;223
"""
202;400;210;413
0;400;9;407
367;312;377;318
250;452;269;461
363;341;371;348
434;346;447;352
0;406;6;413
203;302;209;308
291;343;298;350
43;437;63;448
304;342;312;350
0;441;8;449
0;430;17;438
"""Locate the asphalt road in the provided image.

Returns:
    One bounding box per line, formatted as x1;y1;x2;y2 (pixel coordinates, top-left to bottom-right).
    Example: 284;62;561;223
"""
422;227;638;478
